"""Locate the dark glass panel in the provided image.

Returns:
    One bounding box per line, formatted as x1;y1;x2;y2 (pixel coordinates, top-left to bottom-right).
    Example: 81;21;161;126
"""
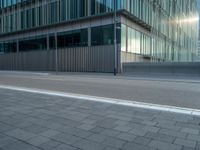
57;28;88;48
91;24;114;46
49;34;56;49
2;41;17;53
19;36;47;51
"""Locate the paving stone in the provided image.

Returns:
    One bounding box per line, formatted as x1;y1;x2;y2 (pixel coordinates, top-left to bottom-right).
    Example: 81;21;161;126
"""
103;146;120;150
0;135;18;148
28;136;50;146
149;140;182;150
5;129;37;141
159;128;187;138
187;134;200;142
2;140;41;150
114;125;132;132
87;133;107;143
117;133;136;142
90;127;105;134
174;138;196;148
142;120;158;126
123;142;156;150
97;119;118;129
40;129;60;138
78;124;95;131
156;121;180;131
196;142;200;150
102;137;126;149
182;146;196;150
145;132;175;143
73;139;106;150
129;128;148;136
52;133;81;145
134;136;151;145
181;128;199;135
0;122;16;132
23;124;49;134
54;144;78;150
101;129;120;137
38;140;61;150
67;128;92;138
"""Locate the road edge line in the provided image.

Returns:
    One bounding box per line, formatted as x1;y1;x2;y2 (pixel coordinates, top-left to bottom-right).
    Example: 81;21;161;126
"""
0;84;200;116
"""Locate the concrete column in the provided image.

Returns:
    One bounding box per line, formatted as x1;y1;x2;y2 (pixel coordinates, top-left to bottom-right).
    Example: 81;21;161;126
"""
17;40;19;53
88;0;91;16
88;27;91;47
47;34;49;51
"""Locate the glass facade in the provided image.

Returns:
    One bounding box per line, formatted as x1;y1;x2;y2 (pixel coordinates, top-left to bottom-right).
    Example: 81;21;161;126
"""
120;0;199;62
0;0;199;62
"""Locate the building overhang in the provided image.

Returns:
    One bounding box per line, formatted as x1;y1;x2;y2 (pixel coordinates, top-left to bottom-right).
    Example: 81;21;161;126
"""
0;9;153;40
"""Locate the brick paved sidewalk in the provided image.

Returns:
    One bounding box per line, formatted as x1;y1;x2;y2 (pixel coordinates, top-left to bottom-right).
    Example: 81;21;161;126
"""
0;89;200;150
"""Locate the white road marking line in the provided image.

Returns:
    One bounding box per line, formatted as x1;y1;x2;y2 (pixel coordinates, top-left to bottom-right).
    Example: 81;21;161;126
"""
0;71;49;76
0;84;200;116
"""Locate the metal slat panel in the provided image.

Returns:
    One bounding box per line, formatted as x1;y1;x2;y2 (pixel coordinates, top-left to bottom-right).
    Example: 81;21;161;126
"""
0;45;115;72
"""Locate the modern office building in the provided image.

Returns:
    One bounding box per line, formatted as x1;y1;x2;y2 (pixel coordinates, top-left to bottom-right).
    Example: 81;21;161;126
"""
0;0;199;72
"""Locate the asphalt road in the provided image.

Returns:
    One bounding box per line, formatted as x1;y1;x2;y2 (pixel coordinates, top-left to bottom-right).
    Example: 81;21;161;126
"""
0;71;200;109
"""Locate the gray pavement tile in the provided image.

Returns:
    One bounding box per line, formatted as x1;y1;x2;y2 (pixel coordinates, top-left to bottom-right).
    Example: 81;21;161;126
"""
87;133;107;143
5;128;37;141
176;122;200;130
123;142;156;150
174;138;196;148
78;123;96;131
51;133;81;145
115;120;129;126
156;120;181;131
0;135;18;148
149;140;182;150
102;137;126;149
117;132;136;142
103;146;120;150
100;129;120;137
145;132;176;143
39;129;60;138
27;136;50;146
187;134;200;142
0;122;16;133
54;144;78;150
2;140;41;150
66;127;93;138
38;140;61;150
114;125;132;132
142;120;158;126
129;128;148;136
181;128;199;135
81;118;97;125
182;146;196;150
73;139;106;150
90;127;105;134
133;136;152;145
196;142;200;150
159;128;187;138
23;124;49;134
143;126;160;133
97;119;118;129
44;122;64;130
13;120;34;128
